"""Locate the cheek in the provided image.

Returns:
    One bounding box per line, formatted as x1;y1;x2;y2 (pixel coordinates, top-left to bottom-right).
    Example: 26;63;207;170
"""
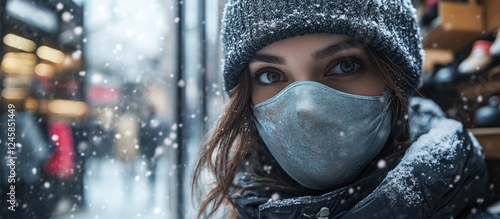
359;85;384;96
354;75;385;96
251;91;262;105
251;84;270;105
362;74;386;95
251;83;287;105
322;74;385;96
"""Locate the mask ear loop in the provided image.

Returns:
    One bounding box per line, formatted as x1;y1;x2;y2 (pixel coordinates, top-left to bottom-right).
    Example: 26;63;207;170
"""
381;89;394;102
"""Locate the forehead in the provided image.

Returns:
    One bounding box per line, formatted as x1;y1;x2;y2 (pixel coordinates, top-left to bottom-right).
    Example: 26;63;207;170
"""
255;34;362;55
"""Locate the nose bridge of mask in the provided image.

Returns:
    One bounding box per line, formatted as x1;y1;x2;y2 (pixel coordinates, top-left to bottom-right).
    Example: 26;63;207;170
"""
253;81;388;109
294;85;315;113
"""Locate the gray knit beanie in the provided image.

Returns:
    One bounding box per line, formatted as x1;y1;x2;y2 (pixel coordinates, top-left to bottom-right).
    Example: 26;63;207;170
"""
221;0;424;95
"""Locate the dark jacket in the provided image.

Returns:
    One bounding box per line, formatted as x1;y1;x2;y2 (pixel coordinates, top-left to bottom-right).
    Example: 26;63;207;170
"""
230;97;495;219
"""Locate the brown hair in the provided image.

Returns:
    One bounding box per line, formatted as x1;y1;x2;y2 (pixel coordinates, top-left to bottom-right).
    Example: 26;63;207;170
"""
192;45;417;218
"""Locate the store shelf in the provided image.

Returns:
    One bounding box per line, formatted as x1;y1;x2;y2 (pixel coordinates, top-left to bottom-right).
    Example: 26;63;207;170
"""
422;0;500;52
484;0;500;31
470;128;500;159
423;49;454;75
454;65;500;98
422;0;485;52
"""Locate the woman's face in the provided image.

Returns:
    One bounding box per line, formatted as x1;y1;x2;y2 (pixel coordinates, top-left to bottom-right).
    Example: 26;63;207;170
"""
249;34;386;104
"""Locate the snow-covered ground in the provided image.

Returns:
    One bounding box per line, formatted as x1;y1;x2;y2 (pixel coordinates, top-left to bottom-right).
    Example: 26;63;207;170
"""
55;156;170;219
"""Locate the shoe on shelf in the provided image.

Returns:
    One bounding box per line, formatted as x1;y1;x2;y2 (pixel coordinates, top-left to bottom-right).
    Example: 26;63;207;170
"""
458;40;493;75
425;0;439;8
474;95;500;127
491;30;500;58
420;2;439;28
432;65;456;87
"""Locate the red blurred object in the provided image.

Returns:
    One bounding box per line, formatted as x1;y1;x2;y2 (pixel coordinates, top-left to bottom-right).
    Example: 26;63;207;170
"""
43;121;75;179
458;40;493;75
425;0;439;9
86;85;120;105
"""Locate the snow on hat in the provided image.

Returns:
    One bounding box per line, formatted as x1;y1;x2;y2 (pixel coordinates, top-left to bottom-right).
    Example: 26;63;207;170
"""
221;0;424;95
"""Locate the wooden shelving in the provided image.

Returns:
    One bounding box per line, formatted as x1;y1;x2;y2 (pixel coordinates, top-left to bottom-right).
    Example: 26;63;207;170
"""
469;128;500;159
420;0;500;161
423;49;454;75
422;0;500;52
455;68;500;160
454;65;500;98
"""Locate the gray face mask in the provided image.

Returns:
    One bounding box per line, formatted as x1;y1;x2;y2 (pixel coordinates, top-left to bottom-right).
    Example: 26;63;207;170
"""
252;81;392;190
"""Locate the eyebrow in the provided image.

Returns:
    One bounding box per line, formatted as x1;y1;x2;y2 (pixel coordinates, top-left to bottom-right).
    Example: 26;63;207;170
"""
249;54;286;65
249;39;361;65
312;39;360;61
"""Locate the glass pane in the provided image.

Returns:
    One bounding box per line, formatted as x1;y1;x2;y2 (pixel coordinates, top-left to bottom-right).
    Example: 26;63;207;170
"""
0;0;187;218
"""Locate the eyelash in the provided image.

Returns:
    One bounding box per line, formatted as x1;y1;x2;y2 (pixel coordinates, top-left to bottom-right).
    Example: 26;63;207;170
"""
251;67;286;86
250;55;366;85
324;56;365;79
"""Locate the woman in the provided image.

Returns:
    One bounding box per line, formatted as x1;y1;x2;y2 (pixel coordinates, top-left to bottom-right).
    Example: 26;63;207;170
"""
193;0;490;218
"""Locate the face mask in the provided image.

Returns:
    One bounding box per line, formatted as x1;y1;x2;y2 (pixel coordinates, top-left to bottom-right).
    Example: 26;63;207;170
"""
252;81;392;190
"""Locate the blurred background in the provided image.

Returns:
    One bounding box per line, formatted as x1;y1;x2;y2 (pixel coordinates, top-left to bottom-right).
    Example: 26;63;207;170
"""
0;0;499;218
0;0;224;218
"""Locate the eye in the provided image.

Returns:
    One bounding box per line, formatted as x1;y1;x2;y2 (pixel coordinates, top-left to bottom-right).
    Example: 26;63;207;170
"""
327;57;362;76
255;70;286;85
